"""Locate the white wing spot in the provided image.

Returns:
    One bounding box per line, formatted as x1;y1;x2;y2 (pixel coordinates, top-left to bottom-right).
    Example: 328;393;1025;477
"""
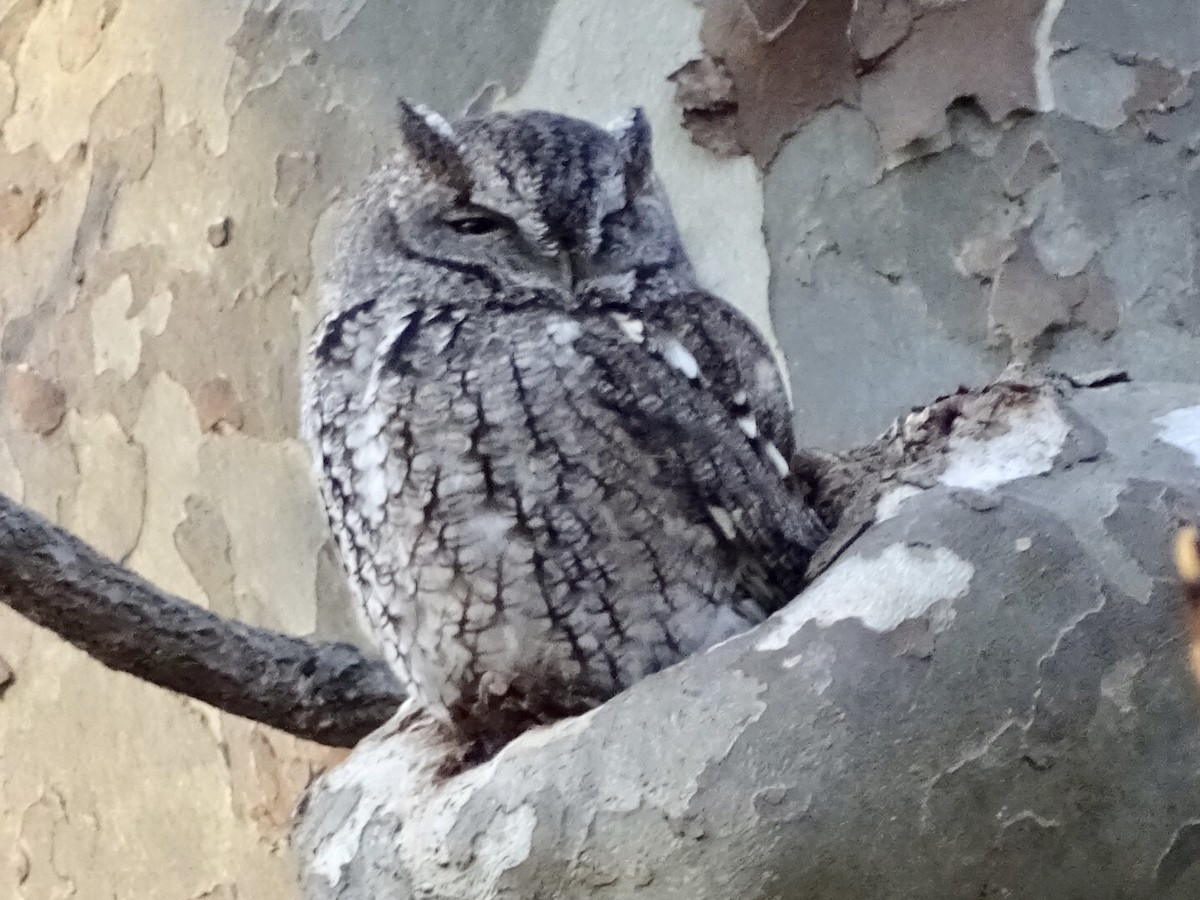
737;414;759;439
732;389;749;407
755;358;782;393
610;313;645;343
605;109;639;133
546;319;583;345
764;441;790;476
413;103;458;141
707;505;737;540
364;315;416;408
663;339;700;380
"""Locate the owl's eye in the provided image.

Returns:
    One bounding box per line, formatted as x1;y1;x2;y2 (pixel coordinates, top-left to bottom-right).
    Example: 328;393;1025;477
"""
443;211;504;235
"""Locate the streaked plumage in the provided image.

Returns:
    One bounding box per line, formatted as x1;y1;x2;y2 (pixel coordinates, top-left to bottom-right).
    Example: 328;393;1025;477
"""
302;102;825;751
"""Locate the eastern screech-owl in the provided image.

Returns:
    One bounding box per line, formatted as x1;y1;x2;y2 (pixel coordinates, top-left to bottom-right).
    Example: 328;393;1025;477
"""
302;101;826;751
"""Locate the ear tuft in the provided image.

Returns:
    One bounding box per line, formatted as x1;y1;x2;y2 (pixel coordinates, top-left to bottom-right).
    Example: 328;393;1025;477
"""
395;99;471;192
608;107;653;196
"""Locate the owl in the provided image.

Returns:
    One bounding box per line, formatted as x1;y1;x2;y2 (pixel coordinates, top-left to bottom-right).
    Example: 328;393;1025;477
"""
302;101;826;753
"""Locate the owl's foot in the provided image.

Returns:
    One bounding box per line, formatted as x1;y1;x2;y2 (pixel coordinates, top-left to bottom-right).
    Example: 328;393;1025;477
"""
432;734;510;780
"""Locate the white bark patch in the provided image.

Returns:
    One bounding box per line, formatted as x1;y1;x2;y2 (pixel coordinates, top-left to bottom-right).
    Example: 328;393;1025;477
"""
307;731;418;887
1034;0;1067;111
469;804;537;877
412;787;536;879
91;276;172;381
1100;653;1146;715
126;375;207;604
875;485;924;522
1155;405;1200;467
305;707;542;897
757;544;973;651
940;396;1070;491
300;674;768;895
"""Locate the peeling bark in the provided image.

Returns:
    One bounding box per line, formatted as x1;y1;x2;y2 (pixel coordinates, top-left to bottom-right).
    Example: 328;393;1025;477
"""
676;0;1046;164
2;363;1198;897
0;494;403;746
294;374;1200;899
682;0;857;165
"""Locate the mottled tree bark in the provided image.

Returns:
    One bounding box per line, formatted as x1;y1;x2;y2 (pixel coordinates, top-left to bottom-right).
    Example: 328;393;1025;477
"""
0;495;403;747
2;371;1197;899
294;374;1200;900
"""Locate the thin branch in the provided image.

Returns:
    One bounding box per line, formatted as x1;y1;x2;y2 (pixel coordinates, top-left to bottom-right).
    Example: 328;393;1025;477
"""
0;493;404;747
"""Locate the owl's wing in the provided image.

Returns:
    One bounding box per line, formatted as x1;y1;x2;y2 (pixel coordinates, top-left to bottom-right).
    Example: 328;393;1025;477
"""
602;289;799;476
355;302;825;614
572;313;826;604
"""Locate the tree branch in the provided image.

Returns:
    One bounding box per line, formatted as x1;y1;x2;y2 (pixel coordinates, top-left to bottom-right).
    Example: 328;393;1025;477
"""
0;493;404;747
294;375;1200;900
0;375;1044;750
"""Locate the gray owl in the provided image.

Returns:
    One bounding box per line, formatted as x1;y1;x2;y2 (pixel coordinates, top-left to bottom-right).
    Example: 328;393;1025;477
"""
302;101;826;754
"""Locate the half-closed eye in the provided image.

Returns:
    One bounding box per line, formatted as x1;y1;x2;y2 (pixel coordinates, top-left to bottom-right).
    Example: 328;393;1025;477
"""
441;207;509;235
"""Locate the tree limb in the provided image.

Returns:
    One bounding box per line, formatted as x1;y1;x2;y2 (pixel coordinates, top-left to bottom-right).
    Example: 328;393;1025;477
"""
294;376;1200;900
0;493;404;747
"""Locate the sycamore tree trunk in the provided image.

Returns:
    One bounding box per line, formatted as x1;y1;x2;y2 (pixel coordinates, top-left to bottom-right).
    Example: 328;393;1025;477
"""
293;374;1200;899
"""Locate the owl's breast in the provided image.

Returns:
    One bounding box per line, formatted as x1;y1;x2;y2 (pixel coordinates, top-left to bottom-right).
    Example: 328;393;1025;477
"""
305;304;798;741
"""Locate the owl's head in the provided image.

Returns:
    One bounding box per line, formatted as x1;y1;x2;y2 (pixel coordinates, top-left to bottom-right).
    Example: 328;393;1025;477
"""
330;102;692;309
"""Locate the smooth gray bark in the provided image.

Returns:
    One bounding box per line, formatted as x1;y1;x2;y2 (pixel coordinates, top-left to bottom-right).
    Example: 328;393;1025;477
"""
294;375;1200;899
